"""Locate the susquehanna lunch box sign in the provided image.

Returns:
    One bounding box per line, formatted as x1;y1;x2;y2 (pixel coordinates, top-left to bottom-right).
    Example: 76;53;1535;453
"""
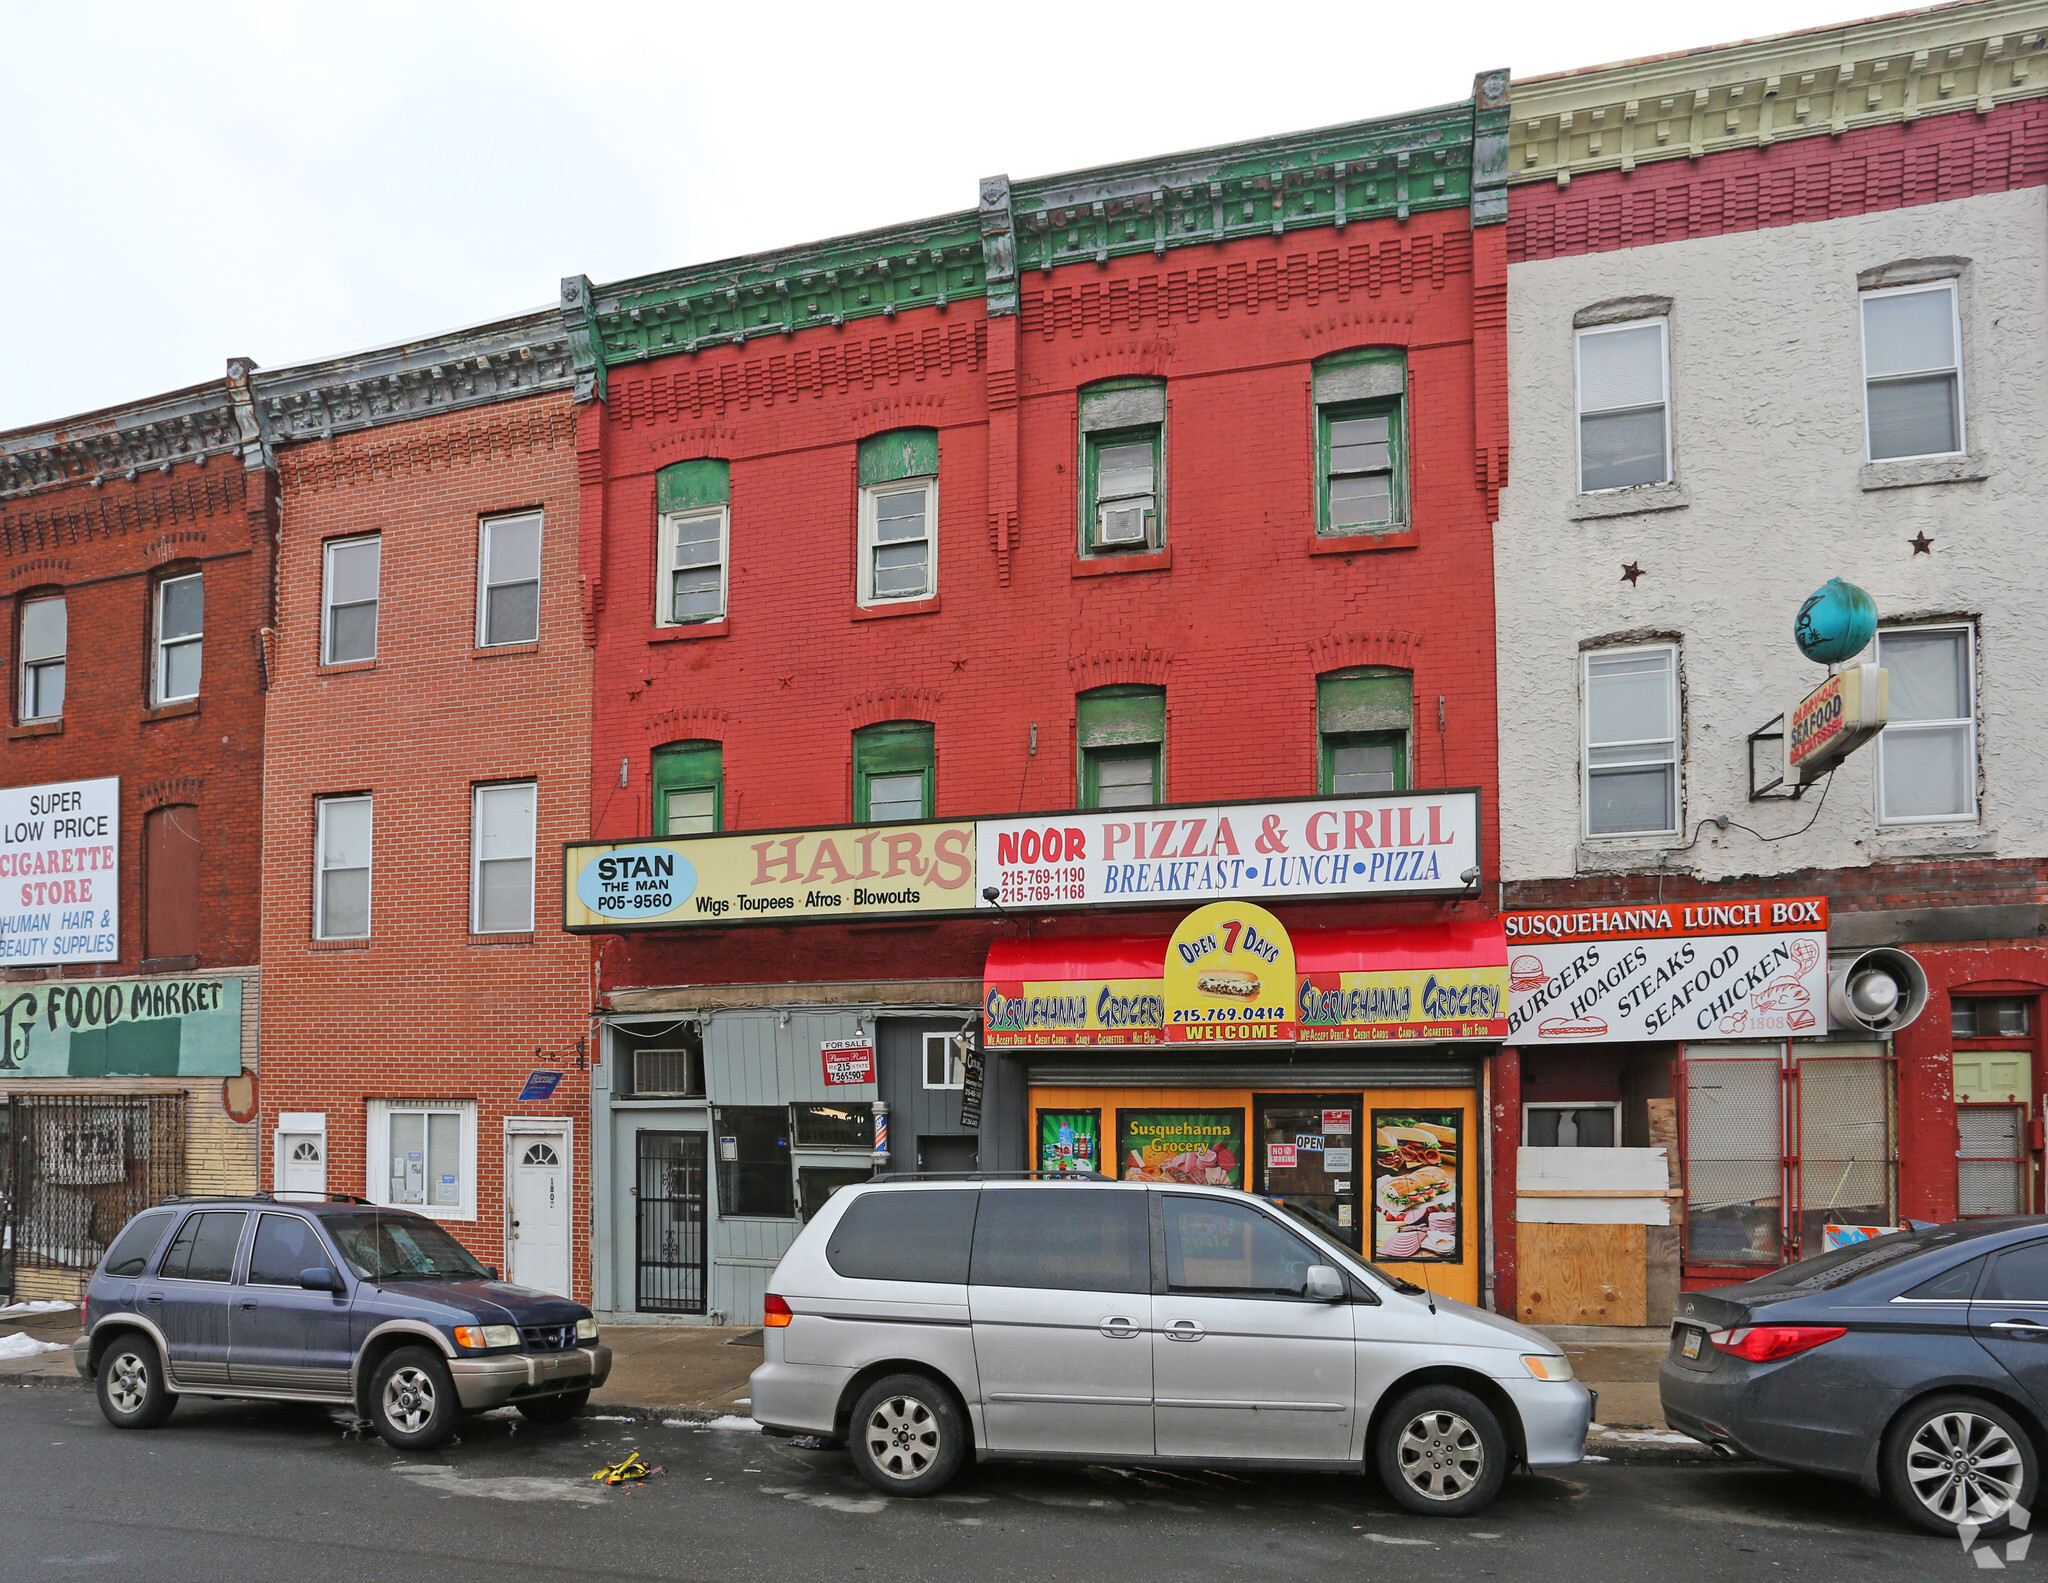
561;789;1483;931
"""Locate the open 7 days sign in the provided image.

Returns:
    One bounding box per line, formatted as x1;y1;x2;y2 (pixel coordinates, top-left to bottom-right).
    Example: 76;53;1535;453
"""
1501;897;1829;1046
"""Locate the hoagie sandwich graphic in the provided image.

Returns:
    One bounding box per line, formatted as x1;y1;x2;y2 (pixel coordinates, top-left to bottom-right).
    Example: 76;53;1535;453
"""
1196;970;1260;999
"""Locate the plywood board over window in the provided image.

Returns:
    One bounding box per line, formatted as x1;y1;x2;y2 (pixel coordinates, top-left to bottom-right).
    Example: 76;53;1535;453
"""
144;805;201;962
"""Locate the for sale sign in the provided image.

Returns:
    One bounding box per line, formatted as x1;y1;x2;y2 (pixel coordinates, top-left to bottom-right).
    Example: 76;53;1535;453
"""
1502;898;1828;1045
820;1037;876;1087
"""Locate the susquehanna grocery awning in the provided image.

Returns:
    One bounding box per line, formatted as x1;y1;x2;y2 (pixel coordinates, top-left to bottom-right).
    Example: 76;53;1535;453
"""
982;916;1508;1049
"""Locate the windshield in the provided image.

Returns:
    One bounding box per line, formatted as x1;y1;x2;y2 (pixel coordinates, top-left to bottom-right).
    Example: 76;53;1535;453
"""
1271;1200;1425;1295
1742;1228;1965;1293
324;1212;491;1283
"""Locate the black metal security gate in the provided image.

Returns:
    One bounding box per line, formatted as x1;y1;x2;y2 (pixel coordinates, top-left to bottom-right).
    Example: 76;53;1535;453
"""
2;1093;186;1299
635;1130;707;1314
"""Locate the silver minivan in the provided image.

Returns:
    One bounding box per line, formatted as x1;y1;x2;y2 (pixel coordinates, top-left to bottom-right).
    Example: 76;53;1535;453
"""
751;1177;1590;1515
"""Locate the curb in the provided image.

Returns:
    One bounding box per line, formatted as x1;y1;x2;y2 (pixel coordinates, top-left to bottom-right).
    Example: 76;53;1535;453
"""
0;1372;87;1391
1585;1426;1728;1465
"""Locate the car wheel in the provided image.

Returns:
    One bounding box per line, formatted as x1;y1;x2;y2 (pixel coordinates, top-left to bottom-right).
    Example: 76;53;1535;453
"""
847;1373;966;1497
1883;1394;2039;1537
369;1346;461;1451
95;1334;176;1430
515;1389;590;1425
1373;1384;1509;1517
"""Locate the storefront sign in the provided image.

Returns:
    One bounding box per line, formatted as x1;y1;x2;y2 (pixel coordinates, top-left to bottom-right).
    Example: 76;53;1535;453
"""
820;1038;876;1087
983;977;1165;1047
958;1041;985;1129
1117;1109;1244;1187
0;777;119;966
1037;1109;1101;1174
563;819;976;930
1297;965;1508;1043
1823;1222;1899;1250
1789;664;1887;782
1163;902;1297;1043
1370;1109;1462;1263
517;1070;563;1101
0;974;242;1077
977;791;1480;910
1502;898;1829;1045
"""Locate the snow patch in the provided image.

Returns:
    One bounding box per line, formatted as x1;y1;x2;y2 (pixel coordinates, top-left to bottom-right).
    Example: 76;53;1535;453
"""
391;1465;609;1506
0;1300;74;1319
699;1415;762;1431
0;1332;68;1360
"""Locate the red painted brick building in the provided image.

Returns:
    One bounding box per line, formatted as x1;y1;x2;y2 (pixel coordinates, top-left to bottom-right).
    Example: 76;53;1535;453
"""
566;80;1522;1322
0;367;273;1299
250;318;595;1300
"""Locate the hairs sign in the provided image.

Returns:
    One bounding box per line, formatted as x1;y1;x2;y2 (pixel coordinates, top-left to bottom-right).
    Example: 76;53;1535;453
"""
0;777;119;966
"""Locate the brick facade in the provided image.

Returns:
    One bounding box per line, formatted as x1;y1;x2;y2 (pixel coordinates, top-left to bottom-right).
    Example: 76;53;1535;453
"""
254;390;593;1297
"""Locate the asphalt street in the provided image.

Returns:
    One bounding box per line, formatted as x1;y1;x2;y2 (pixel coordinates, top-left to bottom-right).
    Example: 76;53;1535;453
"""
0;1387;1980;1582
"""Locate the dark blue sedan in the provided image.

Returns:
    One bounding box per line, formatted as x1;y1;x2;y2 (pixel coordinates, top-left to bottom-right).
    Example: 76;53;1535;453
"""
73;1194;611;1449
1661;1217;2048;1536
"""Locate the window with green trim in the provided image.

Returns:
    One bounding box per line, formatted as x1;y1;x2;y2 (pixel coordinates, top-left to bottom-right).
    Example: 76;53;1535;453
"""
857;430;937;605
1317;668;1410;795
1313;350;1406;537
656;459;730;625
651;741;722;836
1077;685;1164;809
853;721;934;823
1079;379;1165;555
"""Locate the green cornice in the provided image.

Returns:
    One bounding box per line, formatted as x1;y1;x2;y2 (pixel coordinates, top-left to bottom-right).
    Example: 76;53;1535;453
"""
580;93;1489;374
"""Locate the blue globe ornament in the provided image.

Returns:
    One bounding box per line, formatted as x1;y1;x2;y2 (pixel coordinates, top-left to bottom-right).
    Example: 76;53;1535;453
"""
1794;578;1877;665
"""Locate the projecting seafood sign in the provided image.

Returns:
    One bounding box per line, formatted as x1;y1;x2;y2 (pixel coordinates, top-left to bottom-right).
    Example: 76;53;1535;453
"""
1501;898;1829;1045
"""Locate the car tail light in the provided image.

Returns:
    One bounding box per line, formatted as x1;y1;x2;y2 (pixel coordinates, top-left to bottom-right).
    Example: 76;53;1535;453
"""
763;1294;793;1328
79;1296;88;1329
1709;1324;1847;1362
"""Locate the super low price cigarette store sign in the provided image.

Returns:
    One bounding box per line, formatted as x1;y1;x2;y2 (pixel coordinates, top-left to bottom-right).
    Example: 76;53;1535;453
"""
1502;897;1829;1045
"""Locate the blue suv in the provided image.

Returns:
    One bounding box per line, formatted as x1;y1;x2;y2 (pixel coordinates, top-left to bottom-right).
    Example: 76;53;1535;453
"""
73;1195;612;1449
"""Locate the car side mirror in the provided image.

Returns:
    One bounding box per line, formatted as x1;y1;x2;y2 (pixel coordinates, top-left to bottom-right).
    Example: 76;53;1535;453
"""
300;1267;343;1293
1305;1264;1345;1302
485;1266;500;1281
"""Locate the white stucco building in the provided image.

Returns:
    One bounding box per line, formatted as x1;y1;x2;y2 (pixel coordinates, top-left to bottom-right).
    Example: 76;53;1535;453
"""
1491;0;2048;1325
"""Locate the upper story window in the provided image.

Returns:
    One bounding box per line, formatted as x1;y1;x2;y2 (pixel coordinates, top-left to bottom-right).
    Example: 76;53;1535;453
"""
1313;351;1405;536
322;535;381;665
471;781;537;935
477;512;541;647
1317;667;1412;794
1862;282;1964;461
17;594;65;721
1583;644;1679;839
854;721;934;822
651;741;722;836
1079;379;1165;554
1576;319;1670;492
857;430;937;605
314;794;372;940
1077;685;1164;810
655;459;730;626
144;804;202;962
1876;624;1976;825
153;572;203;705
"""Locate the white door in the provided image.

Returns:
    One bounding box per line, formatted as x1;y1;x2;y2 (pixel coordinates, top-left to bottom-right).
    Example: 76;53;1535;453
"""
510;1133;570;1296
280;1133;326;1197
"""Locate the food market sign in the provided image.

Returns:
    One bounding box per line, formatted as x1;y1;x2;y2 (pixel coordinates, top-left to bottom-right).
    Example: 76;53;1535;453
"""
0;974;243;1077
1502;898;1828;1045
978;791;1479;911
0;777;119;965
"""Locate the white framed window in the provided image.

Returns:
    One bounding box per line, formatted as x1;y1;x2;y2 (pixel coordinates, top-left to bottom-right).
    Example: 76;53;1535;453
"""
658;507;728;626
471;781;536;934
153;572;203;705
1522;1102;1621;1147
923;1032;965;1090
1583;644;1680;838
1876;624;1976;825
322;535;381;664
1575;319;1670;492
314;794;372;940
1862;282;1964;461
858;478;934;605
367;1098;477;1221
17;595;65;720
477;513;542;647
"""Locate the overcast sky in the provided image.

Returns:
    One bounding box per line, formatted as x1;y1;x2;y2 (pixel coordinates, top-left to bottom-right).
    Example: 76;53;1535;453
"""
3;0;1887;430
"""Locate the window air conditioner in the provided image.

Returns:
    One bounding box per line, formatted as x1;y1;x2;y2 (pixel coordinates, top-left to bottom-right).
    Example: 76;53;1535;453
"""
634;1048;702;1097
1095;500;1153;548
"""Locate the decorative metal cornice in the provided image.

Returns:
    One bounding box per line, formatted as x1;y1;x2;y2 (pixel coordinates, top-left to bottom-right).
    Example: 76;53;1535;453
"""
583;96;1486;371
246;309;574;448
0;379;242;502
1510;0;2048;186
1471;68;1512;224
